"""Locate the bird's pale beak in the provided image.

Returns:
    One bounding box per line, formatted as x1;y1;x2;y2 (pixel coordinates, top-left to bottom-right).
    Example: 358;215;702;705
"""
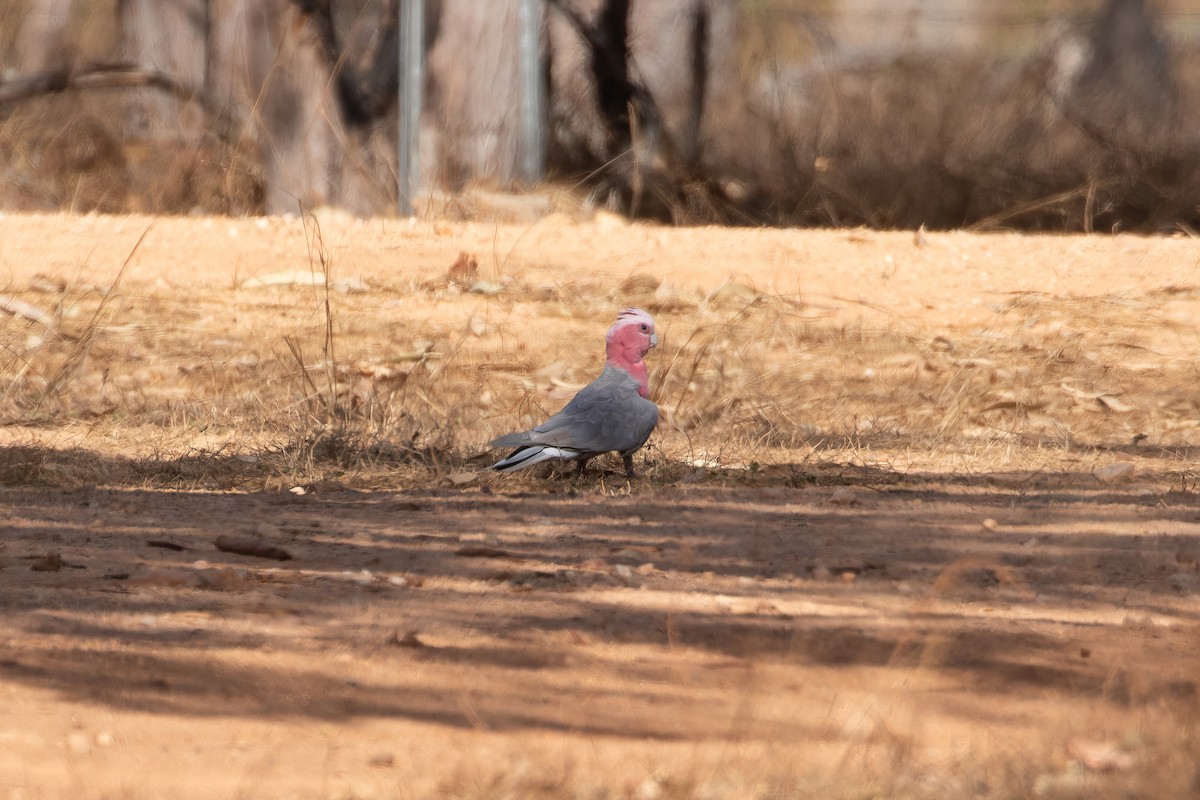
649;333;658;349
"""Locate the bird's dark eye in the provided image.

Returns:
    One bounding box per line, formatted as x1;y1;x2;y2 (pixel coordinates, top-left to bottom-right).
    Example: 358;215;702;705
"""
639;324;648;332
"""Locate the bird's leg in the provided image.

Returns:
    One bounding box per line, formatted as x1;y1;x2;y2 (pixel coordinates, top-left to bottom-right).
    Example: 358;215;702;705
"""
623;454;636;479
576;456;593;476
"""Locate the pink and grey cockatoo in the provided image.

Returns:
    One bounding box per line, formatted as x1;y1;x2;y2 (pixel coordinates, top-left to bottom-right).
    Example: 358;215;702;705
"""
490;308;659;477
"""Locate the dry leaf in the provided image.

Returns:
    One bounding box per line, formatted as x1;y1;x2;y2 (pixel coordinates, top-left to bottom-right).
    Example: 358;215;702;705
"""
710;281;758;306
1067;738;1134;772
620;273;660;294
1059;383;1101;399
240;271;325;288
1096;394;1133;412
980;395;1044;412
535;359;570;382
469;280;504;295
447;252;478;284
332;276;371;293
387;630;425;648
0;295;54;326
351;361;408;382
29;273;66;293
1094;462;1136;484
549;376;586;391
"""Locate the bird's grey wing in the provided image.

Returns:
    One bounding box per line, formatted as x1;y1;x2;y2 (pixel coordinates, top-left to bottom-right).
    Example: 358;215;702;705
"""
533;381;657;454
491;370;657;454
615;395;659;455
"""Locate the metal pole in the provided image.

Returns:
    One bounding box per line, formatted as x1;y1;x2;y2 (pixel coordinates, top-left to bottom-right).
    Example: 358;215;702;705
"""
398;0;424;214
516;0;544;184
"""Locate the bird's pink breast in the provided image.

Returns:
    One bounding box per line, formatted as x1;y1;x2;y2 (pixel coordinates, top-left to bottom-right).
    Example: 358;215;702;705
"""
609;357;650;398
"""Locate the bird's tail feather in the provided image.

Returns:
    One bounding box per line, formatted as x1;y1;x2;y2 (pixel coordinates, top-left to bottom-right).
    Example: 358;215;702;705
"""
490;432;538;448
491;445;581;472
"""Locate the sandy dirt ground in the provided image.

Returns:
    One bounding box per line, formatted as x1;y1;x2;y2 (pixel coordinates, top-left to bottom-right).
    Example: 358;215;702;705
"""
0;210;1199;799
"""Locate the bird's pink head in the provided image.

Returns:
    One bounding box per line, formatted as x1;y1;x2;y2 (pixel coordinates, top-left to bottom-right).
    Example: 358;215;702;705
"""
605;308;657;397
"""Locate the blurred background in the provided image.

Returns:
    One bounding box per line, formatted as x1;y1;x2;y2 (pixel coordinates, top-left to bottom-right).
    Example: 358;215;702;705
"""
1;0;1199;231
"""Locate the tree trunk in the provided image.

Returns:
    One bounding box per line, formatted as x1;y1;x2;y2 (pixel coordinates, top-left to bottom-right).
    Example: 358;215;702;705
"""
426;0;523;186
13;0;75;70
119;0;208;138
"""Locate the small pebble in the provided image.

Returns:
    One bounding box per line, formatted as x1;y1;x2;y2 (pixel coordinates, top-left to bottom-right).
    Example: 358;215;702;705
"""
830;487;857;506
66;732;91;755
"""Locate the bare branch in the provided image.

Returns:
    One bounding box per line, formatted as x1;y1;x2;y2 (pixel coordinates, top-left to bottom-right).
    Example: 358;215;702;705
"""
0;63;223;119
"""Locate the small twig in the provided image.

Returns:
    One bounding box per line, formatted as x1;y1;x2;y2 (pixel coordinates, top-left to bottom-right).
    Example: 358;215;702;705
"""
299;205;339;425
0;63;226;121
283;335;325;413
215;535;292;561
967;182;1102;232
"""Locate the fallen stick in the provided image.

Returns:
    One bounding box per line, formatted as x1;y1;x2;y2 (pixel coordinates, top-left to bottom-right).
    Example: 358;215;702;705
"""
214;535;292;561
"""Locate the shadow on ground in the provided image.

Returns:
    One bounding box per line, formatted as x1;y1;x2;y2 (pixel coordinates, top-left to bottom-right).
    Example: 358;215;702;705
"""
1;445;1199;739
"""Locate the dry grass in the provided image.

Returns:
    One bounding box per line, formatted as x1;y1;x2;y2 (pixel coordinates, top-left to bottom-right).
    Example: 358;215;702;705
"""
2;213;1200;491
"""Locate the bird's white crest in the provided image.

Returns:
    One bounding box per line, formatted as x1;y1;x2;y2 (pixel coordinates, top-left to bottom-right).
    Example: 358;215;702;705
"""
616;307;653;324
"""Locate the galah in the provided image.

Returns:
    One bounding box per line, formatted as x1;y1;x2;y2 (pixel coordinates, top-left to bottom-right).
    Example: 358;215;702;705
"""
490;308;659;477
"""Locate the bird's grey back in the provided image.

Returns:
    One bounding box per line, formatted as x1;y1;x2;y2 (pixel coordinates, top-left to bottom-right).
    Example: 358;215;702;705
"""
491;366;657;455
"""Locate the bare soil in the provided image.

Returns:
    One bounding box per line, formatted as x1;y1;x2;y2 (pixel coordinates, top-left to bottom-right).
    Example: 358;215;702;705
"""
0;210;1199;799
